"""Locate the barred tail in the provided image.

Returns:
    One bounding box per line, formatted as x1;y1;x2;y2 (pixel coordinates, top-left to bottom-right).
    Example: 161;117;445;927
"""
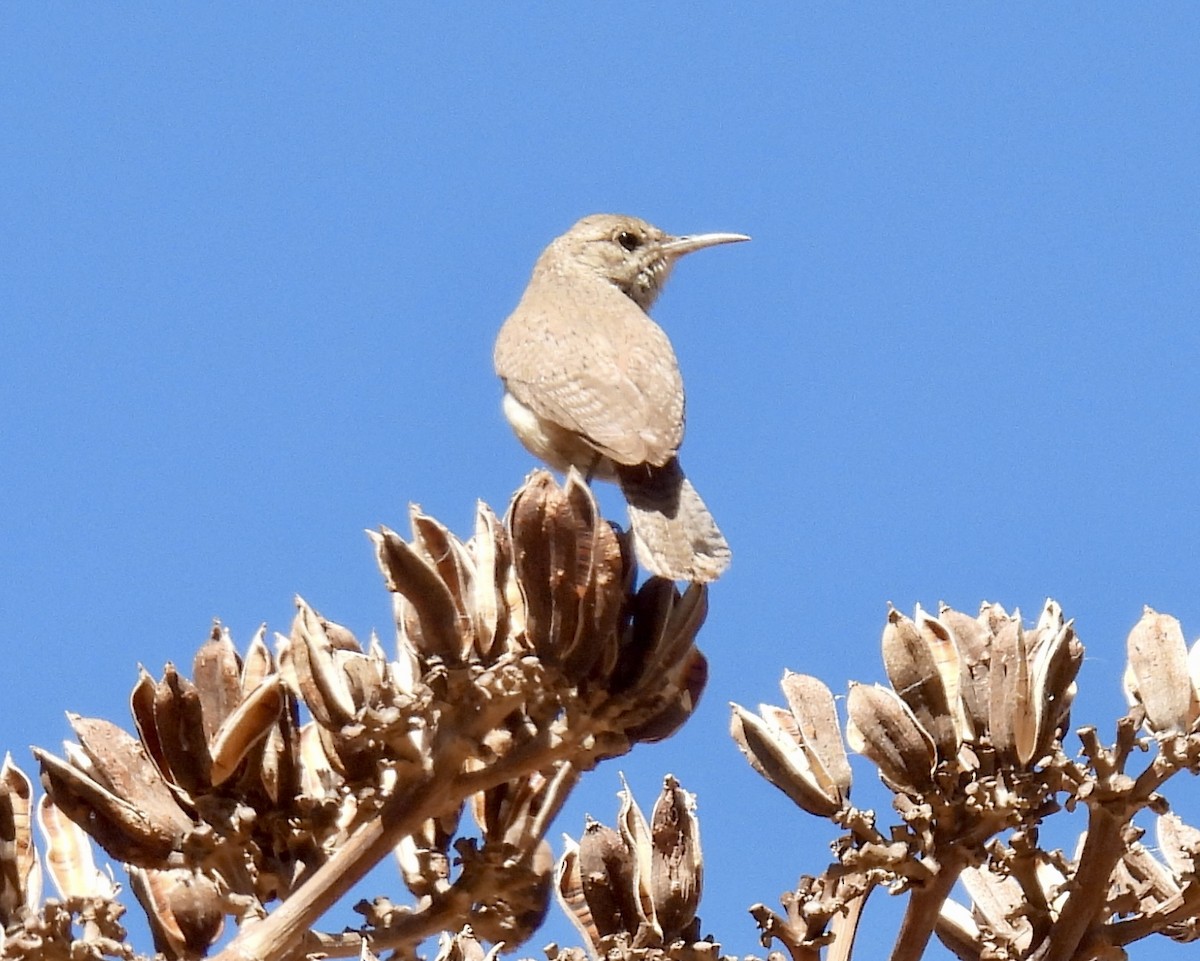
617;458;730;583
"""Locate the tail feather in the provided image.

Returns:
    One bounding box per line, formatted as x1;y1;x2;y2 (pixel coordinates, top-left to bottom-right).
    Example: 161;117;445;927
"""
617;459;730;582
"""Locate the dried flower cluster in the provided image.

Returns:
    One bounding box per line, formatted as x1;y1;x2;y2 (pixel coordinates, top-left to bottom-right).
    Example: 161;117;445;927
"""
554;775;705;960
7;472;708;961
733;602;1200;961
4;472;1200;961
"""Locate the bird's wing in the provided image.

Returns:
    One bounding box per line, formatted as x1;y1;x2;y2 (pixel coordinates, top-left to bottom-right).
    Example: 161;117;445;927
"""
494;282;684;467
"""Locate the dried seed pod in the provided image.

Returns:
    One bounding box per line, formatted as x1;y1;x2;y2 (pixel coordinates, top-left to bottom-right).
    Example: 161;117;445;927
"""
988;618;1037;764
1125;607;1197;735
35;713;192;866
37;795;115;900
625;647;708;745
1032;857;1069;916
560;774;709;953
731;705;842;817
507;470;626;674
507;473;563;660
915;605;973;744
611;581;705;697
469;503;512;658
410;506;475;646
1028;610;1082;761
577;818;639;939
153;665;213;793
560;476;626;681
0;756;41;920
935;897;982;959
252;720;296;807
882;608;958;761
648;775;702;941
208;675;285;787
288;598;359;727
240;625;274;694
959;864;1033;955
1156;813;1200;879
129;866;224;960
780;672;852;798
616;776;659;940
68;715;190;831
940;603;993;739
845;682;937;793
296;722;339;800
556;839;602;957
371;525;462;660
730;671;850;817
130;668;169;780
192;622;243;742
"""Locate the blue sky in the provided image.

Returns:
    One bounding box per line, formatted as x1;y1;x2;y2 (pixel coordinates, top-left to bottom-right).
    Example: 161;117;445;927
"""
3;7;1199;959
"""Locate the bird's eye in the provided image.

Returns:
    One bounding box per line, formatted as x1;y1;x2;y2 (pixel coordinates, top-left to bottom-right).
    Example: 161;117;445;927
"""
616;230;641;252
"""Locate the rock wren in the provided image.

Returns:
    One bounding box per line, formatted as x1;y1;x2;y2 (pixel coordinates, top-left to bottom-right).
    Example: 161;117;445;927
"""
494;213;748;582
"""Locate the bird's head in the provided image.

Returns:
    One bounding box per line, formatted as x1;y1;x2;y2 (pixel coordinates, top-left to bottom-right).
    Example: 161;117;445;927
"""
547;213;749;311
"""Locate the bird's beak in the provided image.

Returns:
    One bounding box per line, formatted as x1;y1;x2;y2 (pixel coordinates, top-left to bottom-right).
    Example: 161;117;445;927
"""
659;231;751;258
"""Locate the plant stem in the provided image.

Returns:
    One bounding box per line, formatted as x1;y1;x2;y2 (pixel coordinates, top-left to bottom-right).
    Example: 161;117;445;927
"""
1030;804;1125;961
888;854;965;961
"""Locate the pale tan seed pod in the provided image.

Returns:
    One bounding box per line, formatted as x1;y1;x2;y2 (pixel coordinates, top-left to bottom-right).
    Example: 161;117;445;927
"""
37;795;115;900
731;705;842;818
555;836;601;955
988;618;1038;764
0;756;41;918
958;863;1033;955
208;675;285;787
780;672;852;798
288;598;360;727
1156;812;1200;879
935;897;981;959
1125;607;1197;734
409;507;475;643
1027;605;1082;761
730;671;850;817
915;605;973;746
939;603;993;740
296;721;339;800
468;502;512;658
1034;858;1069;916
240;625;274;693
616;775;659;940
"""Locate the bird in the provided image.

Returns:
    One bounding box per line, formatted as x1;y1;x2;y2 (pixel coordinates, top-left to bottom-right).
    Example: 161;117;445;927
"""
493;213;749;583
